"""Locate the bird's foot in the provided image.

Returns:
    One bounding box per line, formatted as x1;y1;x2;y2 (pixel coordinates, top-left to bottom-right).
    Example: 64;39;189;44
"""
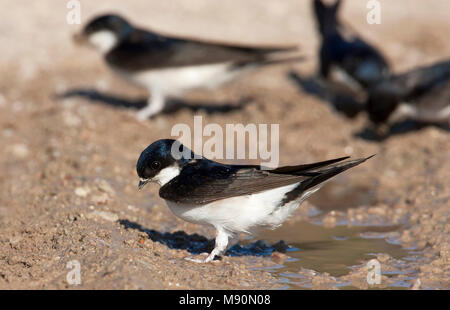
184;252;221;263
136;95;165;121
136;109;157;121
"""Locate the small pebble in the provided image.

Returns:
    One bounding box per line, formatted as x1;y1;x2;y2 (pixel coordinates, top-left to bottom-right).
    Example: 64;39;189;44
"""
74;187;90;198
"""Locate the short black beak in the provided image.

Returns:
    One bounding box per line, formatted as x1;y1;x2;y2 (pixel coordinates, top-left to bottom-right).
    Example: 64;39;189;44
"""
138;179;149;191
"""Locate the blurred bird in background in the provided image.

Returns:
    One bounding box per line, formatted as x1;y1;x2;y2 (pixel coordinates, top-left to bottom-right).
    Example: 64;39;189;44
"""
312;0;448;134
366;58;450;126
74;14;302;120
313;0;390;96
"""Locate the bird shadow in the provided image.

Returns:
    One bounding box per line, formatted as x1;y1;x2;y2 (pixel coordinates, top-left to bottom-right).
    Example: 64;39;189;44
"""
55;88;251;116
118;219;289;258
354;119;450;142
288;70;366;119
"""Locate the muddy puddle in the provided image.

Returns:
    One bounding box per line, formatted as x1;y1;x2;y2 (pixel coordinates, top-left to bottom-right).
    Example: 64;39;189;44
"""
235;182;409;289
255;221;407;287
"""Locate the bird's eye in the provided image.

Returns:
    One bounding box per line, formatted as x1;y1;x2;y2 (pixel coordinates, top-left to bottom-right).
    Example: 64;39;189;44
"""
151;161;161;170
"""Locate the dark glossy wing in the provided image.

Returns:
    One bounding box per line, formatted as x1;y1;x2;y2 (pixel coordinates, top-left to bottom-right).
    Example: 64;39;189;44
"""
159;156;371;205
367;59;450;123
159;161;307;205
393;59;450;101
106;28;298;71
268;156;350;174
414;79;450;111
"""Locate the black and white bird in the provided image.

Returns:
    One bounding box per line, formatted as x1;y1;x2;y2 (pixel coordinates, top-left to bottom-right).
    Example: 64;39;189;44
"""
136;139;373;262
75;14;301;120
367;59;450;125
313;0;390;94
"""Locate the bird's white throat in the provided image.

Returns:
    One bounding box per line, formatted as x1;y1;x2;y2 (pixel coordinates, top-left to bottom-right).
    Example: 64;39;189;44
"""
153;166;181;186
88;30;118;53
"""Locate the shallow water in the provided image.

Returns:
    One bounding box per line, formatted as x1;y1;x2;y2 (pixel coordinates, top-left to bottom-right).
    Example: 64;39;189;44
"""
258;221;406;277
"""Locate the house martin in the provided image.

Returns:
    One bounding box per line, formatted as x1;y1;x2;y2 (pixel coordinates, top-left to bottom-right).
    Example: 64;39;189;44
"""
75;14;302;120
136;139;373;262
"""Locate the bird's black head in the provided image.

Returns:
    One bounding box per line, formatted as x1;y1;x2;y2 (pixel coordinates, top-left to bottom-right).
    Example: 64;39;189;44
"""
313;0;342;37
75;14;132;52
82;14;132;37
136;139;194;189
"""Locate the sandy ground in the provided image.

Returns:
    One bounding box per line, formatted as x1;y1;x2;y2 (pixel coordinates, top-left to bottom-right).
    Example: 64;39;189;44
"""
0;0;449;289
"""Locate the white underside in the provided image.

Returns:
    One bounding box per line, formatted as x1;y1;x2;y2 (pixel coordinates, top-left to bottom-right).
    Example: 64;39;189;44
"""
166;182;321;235
392;102;450;123
113;63;248;120
115;62;243;96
